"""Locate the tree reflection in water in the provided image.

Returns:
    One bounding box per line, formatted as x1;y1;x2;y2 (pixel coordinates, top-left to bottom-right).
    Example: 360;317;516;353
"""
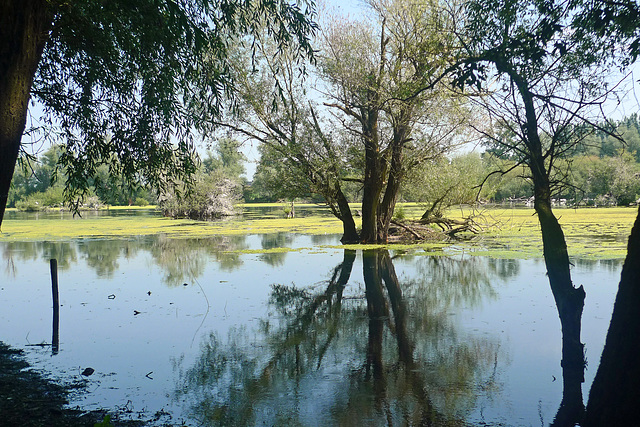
1;234;249;284
148;235;248;285
173;249;504;425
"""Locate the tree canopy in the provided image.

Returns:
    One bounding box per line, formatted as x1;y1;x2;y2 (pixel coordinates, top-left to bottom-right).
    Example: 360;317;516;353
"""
0;0;318;227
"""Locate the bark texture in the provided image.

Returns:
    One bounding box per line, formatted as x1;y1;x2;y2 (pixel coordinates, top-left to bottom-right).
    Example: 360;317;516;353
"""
360;108;385;243
0;0;52;227
334;186;359;243
584;205;640;425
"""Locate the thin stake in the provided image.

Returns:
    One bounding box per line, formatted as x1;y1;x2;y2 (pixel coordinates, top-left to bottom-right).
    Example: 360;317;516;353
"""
50;259;59;355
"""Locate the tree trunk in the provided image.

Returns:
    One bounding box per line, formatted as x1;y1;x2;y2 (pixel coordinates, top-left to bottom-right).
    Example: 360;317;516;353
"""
583;205;640;425
0;0;52;227
360;108;386;243
377;142;403;243
534;186;585;379
533;175;586;426
335;186;359;243
515;72;586;423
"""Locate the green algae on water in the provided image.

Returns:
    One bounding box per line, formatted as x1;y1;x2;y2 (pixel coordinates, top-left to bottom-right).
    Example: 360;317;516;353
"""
1;205;637;260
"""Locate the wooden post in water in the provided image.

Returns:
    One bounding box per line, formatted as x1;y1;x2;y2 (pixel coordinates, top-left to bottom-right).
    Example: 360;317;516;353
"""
50;259;59;355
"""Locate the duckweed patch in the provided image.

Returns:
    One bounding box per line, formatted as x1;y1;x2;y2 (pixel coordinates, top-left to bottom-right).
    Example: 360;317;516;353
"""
0;205;637;260
230;247;312;255
471;207;637;260
0;215;347;241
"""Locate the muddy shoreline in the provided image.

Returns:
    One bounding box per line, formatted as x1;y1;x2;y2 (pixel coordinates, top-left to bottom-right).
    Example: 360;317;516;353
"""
0;342;149;427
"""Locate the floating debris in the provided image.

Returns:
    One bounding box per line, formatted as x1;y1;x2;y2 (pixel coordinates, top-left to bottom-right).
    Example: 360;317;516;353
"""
81;367;95;377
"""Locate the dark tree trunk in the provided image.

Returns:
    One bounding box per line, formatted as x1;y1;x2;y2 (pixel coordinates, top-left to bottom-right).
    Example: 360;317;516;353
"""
0;0;52;227
583;205;640;425
534;182;585;391
335;186;359;243
377;139;403;243
532;169;586;427
512;72;586;424
360;108;386;243
376;110;410;243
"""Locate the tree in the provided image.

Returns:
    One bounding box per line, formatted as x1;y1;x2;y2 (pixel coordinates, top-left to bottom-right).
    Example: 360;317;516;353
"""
218;32;363;241
0;0;317;228
202;138;247;181
249;142;323;203
455;0;629;421
319;0;469;242
403;152;488;220
571;0;640;65
159;171;242;220
7;144;63;207
159;138;248;219
223;0;470;243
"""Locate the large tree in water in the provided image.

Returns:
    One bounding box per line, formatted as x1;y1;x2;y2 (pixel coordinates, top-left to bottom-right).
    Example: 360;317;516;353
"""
218;0;469;243
0;0;317;228
319;0;469;243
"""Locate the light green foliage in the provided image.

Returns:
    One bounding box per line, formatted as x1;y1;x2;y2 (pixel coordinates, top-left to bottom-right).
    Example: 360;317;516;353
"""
478;117;640;206
249;143;323;202
480;154;533;202
202;138;247;181
403;152;489;218
160;138;248;219
8;145;63;208
134;197;149;207
565;152;640;206
10;145;156;208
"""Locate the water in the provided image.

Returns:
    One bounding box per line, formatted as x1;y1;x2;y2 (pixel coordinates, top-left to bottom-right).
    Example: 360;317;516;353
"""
0;210;623;426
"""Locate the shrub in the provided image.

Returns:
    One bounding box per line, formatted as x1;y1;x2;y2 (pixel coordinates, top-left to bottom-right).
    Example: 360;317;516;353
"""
134;197;149;206
393;205;406;221
160;172;242;220
15;195;43;212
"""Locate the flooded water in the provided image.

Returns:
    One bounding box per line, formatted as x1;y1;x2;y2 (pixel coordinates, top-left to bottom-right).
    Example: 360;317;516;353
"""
0;209;623;426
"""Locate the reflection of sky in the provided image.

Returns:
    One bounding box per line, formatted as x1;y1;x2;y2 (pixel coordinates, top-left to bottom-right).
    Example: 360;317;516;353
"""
0;236;622;425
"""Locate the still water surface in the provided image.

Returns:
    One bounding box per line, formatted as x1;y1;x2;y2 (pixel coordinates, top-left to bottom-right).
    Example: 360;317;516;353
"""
0;209;622;425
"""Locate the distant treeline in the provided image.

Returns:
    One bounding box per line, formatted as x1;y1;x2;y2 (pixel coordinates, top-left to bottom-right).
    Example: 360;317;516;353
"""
10;115;640;212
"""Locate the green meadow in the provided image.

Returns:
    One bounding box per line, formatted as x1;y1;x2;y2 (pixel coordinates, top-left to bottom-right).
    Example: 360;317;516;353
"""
0;204;636;260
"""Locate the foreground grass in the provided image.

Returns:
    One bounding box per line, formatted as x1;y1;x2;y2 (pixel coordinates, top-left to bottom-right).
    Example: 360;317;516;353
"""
1;204;637;260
